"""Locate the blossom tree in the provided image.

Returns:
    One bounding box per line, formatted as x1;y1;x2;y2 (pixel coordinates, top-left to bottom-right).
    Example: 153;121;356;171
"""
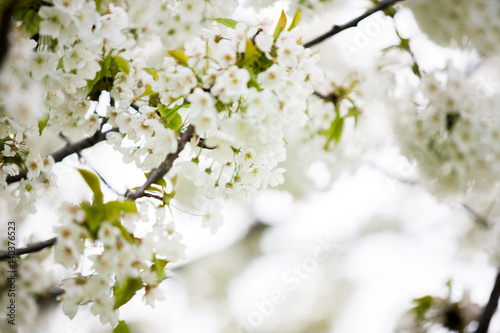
1;0;500;332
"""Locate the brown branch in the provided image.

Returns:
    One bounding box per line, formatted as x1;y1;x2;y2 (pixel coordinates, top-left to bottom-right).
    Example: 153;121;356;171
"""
303;0;403;48
6;127;119;185
197;137;215;150
1;126;195;259
142;193;164;201
126;124;195;200
0;237;57;260
475;270;500;333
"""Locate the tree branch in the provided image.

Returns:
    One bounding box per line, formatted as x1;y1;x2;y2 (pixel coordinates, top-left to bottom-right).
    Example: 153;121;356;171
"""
1;126;195;260
303;0;403;48
6;127;119;185
126;124;195;200
197;137;215;150
475;270;500;333
0;237;57;260
0;125;194;262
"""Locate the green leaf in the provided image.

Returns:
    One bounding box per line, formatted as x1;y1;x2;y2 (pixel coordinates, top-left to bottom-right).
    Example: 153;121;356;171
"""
81;202;105;238
95;0;103;11
168;50;190;67
273;10;287;38
101;200;136;243
149;93;160;107
113;321;130;333
113;277;143;310
346;105;360;126
158;103;186;118
244;38;257;60
111;55;130;75
78;169;103;203
412;295;434;320
158;103;185;131
144;67;162;80
57;56;64;70
145;173;167;188
101;54;113;78
38;112;50;135
104;200;138;223
23;9;41;37
324;115;344;149
138;86;155;99
155;178;167;188
87;53;130;100
288;9;301;31
152;254;169;282
212;18;239;29
164;113;182;131
12;3;31;21
247;71;261;91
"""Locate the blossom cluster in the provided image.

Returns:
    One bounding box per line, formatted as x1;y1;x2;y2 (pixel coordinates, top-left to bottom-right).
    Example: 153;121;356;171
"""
391;63;500;197
106;20;323;232
0;239;53;333
407;0;500;56
54;199;186;326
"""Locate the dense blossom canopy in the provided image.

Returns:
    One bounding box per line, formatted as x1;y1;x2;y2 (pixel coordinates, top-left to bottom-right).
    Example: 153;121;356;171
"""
1;0;500;332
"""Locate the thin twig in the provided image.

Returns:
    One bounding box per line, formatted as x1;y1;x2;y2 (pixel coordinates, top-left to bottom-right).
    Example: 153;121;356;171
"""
365;161;416;185
475;270;500;333
6;127;119;184
142;193;164;201
59;132;121;195
0;237;57;260
461;204;491;229
313;91;339;105
127;125;195;200
1;126;195;259
0;126;195;264
197;137;215;150
303;0;403;48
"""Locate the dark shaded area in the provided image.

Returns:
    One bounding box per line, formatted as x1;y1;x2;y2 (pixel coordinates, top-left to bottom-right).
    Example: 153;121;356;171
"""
0;0;15;69
475;270;500;333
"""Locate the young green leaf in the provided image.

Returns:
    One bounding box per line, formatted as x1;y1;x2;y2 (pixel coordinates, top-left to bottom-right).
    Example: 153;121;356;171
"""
12;2;31;21
23;9;41;38
38;112;50;135
113;321;130;333
144;172;167;188
113;277;144;310
324;115;345;149
101;54;113;78
111;55;130;75
212;18;239;29
144;67;162;80
164;113;183;131
77;169;103;203
104;200;138;222
244;38;257;60
95;0;103;12
168;50;190;67
273;10;287;38
152;254;169;282
138;86;154;99
81;202;105;238
288;9;301;31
